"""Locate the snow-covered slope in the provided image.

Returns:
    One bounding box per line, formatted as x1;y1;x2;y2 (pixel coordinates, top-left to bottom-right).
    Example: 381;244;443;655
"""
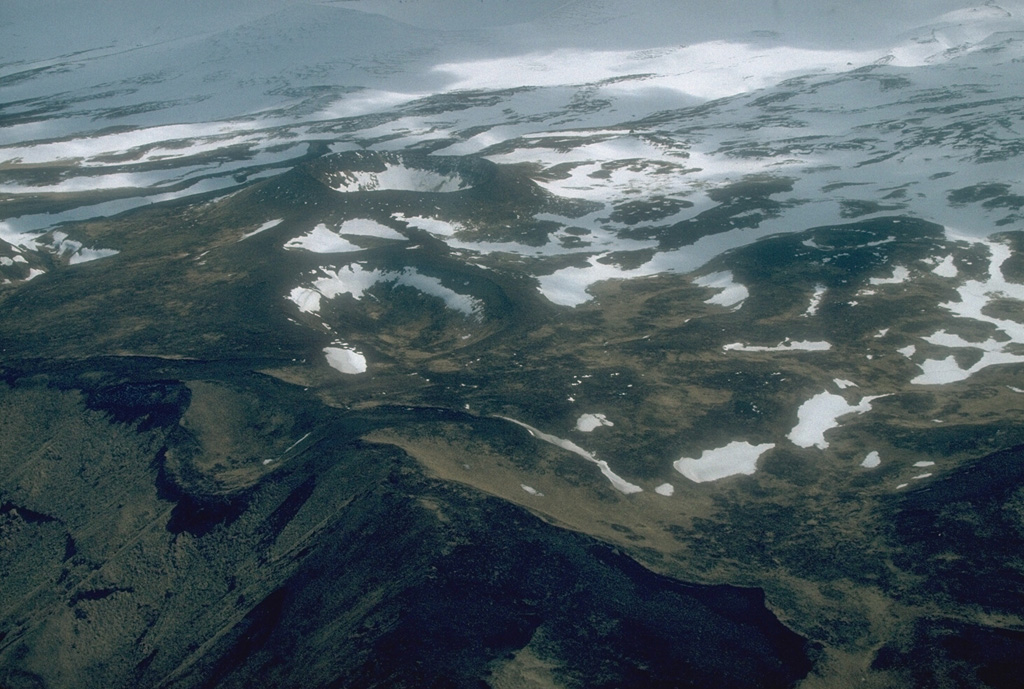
3;1;1021;269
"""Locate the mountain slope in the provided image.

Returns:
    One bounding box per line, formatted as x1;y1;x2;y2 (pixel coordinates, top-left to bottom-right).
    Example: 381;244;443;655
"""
3;2;1024;688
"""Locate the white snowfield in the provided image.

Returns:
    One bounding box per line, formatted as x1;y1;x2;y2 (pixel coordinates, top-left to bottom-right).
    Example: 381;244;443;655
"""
788;392;884;450
869;266;911;286
323;345;367;374
931;255;959;278
576;413;614;432
393;214;460;237
284;220;406;254
674;441;776;483
284;224;363;254
2;0;1023;303
537;259;657;307
695;272;748;310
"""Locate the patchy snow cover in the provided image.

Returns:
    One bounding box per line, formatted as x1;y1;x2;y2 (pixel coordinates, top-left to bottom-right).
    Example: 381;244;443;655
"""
861;451;881;469
331;165;467;193
695;271;747;310
787;391;884;449
912;237;1024;384
498;416;642;494
288;264;482;317
323;345;367;374
3;0;1023;287
576;413;613;432
723;340;831;353
834;379;858;390
520;484;543;496
674;441;775;483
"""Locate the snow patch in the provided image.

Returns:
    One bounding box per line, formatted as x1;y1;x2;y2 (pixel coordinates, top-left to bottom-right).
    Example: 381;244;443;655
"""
803;284;826;317
674;441;775;483
932;255;958;278
240;218;283;241
284;224;361;253
393;214;461;237
68;247;119;264
537;256;658;307
861;451;881;468
395;269;482;317
695;271;747;310
724;340;831;353
655;483;675;497
323;346;367;375
50;231;118;265
576;413;613;432
287;287;322;314
869;265;911;285
912;237;1024;384
498;416;642;494
335;218;406;240
787;391;883;449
